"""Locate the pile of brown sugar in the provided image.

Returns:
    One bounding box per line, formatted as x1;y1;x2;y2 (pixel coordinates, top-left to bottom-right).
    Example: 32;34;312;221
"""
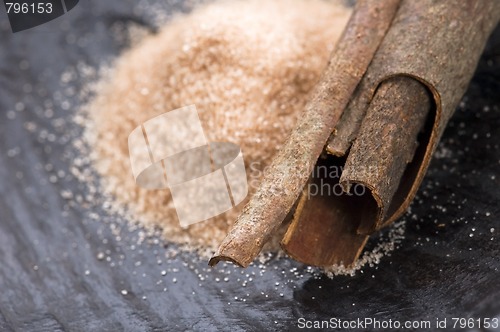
81;0;351;252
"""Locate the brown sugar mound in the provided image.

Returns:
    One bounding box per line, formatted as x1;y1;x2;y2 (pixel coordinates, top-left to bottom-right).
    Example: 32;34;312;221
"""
82;0;351;252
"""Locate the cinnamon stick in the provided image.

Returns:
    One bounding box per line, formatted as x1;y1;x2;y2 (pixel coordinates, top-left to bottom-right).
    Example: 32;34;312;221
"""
209;0;401;267
283;0;500;266
211;0;500;269
282;76;431;266
342;0;500;229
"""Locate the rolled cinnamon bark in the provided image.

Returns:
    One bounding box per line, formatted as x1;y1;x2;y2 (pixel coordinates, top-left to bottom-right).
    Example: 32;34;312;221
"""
282;76;431;266
341;0;500;229
209;0;401;267
283;0;500;266
211;0;500;268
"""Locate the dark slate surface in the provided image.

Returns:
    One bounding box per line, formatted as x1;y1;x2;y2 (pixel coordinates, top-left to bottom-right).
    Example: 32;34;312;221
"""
0;1;498;331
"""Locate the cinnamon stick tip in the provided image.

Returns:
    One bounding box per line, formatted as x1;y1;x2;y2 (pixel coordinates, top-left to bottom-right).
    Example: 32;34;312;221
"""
208;254;246;268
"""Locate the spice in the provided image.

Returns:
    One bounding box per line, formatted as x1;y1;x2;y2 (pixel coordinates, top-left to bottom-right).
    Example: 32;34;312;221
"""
82;0;351;252
211;0;500;268
210;0;401;267
283;76;431;266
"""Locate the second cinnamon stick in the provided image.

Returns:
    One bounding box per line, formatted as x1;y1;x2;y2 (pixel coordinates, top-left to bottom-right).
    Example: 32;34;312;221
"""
209;0;401;267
